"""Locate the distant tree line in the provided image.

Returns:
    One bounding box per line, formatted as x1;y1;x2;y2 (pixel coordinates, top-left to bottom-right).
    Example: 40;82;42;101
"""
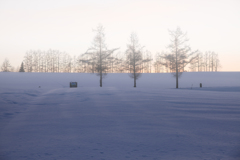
1;28;221;74
22;49;73;73
19;33;221;74
16;49;220;74
1;25;221;88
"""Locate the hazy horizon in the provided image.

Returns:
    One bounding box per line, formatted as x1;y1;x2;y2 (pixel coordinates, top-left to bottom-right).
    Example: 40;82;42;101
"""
1;0;240;71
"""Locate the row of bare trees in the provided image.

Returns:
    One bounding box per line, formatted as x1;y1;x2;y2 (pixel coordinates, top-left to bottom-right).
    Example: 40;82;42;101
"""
23;49;72;73
154;51;221;73
20;49;220;74
19;25;153;87
2;25;221;88
2;27;220;75
20;28;153;75
189;51;221;72
79;25;151;87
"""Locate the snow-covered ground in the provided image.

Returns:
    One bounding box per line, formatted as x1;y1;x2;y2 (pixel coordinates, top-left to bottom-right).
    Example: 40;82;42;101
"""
0;72;240;160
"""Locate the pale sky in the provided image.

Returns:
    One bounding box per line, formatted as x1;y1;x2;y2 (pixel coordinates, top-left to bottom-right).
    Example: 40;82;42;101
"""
0;0;240;71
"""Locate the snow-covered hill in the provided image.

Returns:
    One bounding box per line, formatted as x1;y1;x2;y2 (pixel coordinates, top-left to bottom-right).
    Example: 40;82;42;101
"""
0;72;240;160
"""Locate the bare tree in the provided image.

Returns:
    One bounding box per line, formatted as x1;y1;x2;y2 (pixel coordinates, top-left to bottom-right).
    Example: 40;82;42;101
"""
125;33;151;87
154;52;161;73
107;50;122;73
142;50;152;73
1;58;12;72
24;51;33;72
210;52;221;72
204;51;209;71
161;27;198;88
114;51;125;73
202;51;221;72
214;53;221;71
189;61;197;72
198;52;204;72
80;25;118;87
189;51;203;72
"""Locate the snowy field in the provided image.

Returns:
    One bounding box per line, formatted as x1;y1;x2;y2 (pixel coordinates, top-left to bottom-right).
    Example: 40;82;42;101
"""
0;72;240;160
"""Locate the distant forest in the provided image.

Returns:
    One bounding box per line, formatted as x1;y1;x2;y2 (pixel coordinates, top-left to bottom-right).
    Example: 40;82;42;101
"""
1;26;220;73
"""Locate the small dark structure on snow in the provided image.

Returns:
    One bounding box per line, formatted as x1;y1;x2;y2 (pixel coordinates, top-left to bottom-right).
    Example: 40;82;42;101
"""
200;83;202;88
70;82;77;88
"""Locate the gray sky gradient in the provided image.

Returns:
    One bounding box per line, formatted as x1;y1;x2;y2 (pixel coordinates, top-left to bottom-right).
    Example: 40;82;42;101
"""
0;0;240;71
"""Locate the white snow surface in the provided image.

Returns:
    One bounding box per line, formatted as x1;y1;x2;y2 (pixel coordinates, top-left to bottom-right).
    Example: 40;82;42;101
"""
0;72;240;160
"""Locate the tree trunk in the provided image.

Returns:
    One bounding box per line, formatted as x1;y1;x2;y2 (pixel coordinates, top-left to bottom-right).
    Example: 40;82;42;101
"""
100;73;102;87
176;71;178;88
100;46;102;87
176;40;178;89
134;76;136;87
133;48;136;87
